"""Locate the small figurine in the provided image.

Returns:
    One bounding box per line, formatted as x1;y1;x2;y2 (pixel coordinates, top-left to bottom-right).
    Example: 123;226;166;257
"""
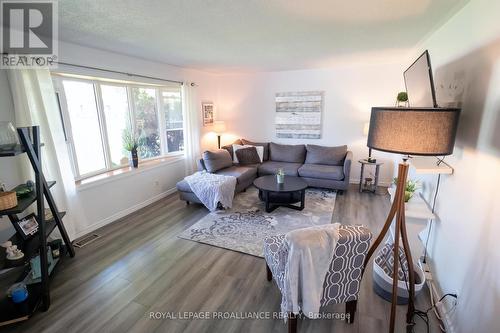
1;241;24;260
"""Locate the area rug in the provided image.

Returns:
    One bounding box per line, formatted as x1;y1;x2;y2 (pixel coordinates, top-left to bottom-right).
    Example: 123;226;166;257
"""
178;186;336;257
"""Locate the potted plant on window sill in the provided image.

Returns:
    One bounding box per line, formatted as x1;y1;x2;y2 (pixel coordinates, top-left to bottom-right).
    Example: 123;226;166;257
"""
123;128;140;168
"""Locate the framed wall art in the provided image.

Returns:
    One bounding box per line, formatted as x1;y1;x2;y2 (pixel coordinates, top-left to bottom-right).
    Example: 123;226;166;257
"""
202;102;214;127
275;91;324;139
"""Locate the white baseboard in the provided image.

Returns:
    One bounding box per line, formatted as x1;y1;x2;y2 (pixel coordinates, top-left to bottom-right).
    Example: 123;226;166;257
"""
73;187;177;239
349;178;392;187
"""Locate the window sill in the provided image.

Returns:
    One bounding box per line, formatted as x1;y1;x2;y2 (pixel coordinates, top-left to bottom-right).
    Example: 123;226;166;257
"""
75;155;185;191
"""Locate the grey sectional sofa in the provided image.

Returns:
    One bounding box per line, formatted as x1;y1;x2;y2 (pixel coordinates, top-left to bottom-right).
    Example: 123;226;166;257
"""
176;139;352;205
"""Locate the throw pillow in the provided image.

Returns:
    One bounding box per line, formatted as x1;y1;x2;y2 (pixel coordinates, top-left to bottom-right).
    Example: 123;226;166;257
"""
232;144;264;163
221;144;234;159
202;149;233;173
235;147;261;165
305;144;347;165
241;139;270;161
221;139;244;160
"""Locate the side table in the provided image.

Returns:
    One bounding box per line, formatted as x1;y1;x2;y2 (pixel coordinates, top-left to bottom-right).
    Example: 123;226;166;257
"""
358;159;383;193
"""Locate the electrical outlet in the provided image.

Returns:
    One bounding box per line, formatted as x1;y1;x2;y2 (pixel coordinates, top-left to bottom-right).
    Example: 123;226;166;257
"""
435;299;446;313
421;261;433;281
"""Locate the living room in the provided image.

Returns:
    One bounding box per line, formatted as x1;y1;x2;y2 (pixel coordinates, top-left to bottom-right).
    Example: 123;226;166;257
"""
0;1;498;333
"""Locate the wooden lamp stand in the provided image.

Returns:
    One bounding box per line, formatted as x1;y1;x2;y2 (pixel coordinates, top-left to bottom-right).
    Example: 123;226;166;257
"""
363;106;461;332
362;161;415;333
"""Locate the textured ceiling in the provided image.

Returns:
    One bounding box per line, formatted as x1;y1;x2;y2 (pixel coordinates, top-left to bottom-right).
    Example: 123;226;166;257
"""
58;0;470;72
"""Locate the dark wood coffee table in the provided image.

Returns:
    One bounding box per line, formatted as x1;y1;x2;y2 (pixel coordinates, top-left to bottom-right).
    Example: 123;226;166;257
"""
253;175;308;213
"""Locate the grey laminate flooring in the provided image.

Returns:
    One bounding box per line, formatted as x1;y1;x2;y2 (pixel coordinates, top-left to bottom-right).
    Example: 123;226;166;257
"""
5;185;438;333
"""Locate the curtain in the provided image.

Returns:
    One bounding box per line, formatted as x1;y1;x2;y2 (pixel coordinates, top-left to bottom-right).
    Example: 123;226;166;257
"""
182;82;201;175
7;69;84;240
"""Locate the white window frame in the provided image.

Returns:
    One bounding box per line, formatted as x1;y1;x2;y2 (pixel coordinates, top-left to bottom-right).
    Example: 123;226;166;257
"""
160;88;185;154
52;74;184;181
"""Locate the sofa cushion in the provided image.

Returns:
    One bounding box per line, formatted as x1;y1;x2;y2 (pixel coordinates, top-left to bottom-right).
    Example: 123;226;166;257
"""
221;144;234;160
298;164;344;180
216;166;257;184
269;142;306;163
241;139;270;161
202;149;233;173
258;161;303;176
235;147;261;165
176;179;191;192
305;144;347;166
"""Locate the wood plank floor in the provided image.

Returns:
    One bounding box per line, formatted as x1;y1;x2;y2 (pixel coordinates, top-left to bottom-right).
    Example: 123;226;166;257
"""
4;185;438;333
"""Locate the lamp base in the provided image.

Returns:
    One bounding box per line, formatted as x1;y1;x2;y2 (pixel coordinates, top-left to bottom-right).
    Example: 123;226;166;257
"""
362;162;415;333
366;148;376;163
217;135;221;149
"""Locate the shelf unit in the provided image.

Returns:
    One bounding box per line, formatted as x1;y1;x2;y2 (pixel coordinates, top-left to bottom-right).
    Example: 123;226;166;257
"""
387;186;436;258
0;126;75;327
387;187;435;220
410;156;453;175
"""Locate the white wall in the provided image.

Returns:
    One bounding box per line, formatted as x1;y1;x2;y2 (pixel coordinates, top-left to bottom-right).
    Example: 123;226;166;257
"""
410;1;500;332
212;58;407;185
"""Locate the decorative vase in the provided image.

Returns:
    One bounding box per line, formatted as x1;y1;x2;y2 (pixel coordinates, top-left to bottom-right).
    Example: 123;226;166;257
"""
0;121;18;151
130;148;139;168
277;174;285;184
404;190;414;202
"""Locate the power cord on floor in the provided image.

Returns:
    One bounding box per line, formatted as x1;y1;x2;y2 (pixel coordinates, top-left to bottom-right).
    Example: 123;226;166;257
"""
393;158;451;332
398;252;457;333
423;157;444;264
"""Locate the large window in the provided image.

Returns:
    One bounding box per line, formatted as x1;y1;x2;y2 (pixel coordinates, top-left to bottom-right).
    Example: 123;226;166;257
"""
132;87;160;159
162;88;184;152
53;75;183;179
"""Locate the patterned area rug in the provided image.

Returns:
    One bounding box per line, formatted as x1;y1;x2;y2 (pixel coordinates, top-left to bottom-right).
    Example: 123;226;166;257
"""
178;186;336;257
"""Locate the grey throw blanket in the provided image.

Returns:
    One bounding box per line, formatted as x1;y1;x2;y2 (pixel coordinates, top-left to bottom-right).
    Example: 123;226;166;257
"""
282;223;340;318
184;171;237;211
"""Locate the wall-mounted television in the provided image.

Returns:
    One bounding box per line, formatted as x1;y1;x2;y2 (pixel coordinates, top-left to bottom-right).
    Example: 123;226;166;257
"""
404;50;438;108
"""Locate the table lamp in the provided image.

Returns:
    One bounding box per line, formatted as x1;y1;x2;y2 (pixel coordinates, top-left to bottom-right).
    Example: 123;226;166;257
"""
363;107;460;333
363;122;375;162
213;120;226;149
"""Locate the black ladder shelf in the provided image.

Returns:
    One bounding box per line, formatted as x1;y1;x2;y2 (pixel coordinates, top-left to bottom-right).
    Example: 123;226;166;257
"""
0;126;75;326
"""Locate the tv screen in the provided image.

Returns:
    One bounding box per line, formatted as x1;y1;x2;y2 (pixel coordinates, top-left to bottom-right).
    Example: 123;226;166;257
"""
404;50;438;107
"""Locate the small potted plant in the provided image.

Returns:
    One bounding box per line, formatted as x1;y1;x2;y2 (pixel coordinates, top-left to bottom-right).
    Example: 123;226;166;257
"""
122;127;140;168
276;168;285;184
396;92;409;107
393;177;420;202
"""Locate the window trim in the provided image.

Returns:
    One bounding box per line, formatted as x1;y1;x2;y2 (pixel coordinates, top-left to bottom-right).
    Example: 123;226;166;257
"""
52;75;184;181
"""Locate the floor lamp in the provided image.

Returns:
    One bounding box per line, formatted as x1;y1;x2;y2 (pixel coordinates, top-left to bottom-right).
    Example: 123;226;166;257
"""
362;107;460;333
213;120;226;149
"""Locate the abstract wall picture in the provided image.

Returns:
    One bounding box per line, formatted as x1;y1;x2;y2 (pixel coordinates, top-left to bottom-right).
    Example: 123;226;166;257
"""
275;91;324;139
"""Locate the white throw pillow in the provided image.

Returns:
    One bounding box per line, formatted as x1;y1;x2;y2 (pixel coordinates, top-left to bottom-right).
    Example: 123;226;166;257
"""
232;144;264;163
